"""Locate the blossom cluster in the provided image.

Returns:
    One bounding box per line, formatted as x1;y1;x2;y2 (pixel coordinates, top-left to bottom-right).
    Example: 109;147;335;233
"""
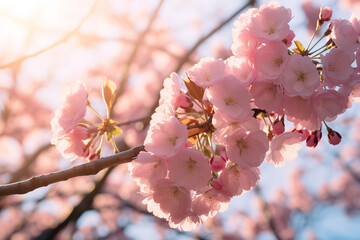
129;1;360;230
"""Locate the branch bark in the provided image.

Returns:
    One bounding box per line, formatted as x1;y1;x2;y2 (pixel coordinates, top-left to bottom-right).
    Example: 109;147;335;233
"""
0;145;144;197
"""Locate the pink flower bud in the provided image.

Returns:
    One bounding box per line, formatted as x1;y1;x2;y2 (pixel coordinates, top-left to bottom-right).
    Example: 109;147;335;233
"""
282;30;295;47
210;155;226;172
320;7;332;22
327;130;341;145
306;130;322;148
88;152;100;161
175;93;193;109
272;119;285;136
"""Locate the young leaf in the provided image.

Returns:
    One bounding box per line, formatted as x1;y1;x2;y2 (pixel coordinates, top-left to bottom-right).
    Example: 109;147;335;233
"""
182;77;205;102
294;40;305;52
102;79;117;114
112;126;122;136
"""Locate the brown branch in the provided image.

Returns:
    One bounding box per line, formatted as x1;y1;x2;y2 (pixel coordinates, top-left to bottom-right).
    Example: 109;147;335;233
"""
9;143;53;183
0;0;98;69
0;145;144;197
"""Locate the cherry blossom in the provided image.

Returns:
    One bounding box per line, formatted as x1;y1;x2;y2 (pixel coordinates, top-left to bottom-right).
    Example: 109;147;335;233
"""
282;54;320;98
168;148;212;191
144;117;188;157
50;81;88;142
187;57;226;87
249;1;292;43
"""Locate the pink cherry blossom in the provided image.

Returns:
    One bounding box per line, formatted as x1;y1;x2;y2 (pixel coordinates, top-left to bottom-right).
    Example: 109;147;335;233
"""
249;1;292;42
168;148;212;191
330;18;358;52
351;15;360;42
231;28;259;58
212;115;260;146
350;81;360;102
232;9;259;57
207;74;253;122
150;179;192;221
187;57;226;87
218;164;260;196
54;126;90;161
144;117;188;157
50;81;88;142
254;42;289;79
158;72;181;115
321;48;355;87
250;80;285;113
282;54;320;98
129;151;167;190
224;129;269;169
312;89;348;122
225;56;256;87
266;132;302;167
192;186;230;218
168;212;201;231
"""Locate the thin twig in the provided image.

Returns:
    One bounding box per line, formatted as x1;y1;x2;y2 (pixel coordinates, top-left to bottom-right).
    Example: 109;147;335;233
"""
0;145;144;197
0;0;99;69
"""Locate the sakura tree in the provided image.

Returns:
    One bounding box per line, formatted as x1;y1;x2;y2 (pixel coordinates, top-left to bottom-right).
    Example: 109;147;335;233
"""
0;0;360;239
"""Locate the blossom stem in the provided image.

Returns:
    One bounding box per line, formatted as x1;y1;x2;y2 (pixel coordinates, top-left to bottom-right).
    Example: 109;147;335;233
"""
87;103;104;121
310;45;331;59
80;119;102;127
309;43;328;56
95;134;104;154
308;34;326;53
110;137;120;153
305;22;321;52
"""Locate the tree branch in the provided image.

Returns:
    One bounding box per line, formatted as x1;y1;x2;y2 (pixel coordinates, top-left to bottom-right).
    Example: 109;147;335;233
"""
0;145;144;197
0;0;98;69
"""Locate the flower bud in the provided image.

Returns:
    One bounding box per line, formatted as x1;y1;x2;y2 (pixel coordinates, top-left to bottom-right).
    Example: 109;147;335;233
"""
327;129;341;145
175;93;193;109
210;155;226;172
88;152;100;161
320;7;332;22
272;119;285;136
306;130;322;148
282;30;295;47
